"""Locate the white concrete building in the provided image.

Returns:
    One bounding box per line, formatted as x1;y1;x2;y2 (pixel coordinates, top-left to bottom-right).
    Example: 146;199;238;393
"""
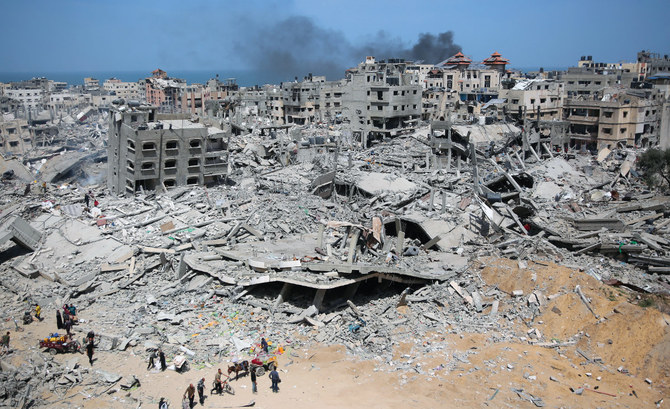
103;78;142;101
4;88;44;110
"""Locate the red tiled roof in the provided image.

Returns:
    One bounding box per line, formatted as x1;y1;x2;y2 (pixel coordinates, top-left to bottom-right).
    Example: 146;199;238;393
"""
482;52;509;65
445;52;472;66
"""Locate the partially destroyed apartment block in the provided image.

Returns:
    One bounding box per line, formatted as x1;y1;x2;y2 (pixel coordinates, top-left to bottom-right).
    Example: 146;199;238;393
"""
343;56;422;145
107;103;228;194
563;88;662;149
0;117;31;155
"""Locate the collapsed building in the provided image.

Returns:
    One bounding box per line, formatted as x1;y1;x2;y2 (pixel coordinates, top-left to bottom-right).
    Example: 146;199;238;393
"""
1;49;670;407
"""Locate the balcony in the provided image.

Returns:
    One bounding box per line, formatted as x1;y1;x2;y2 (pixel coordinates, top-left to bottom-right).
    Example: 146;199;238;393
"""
567;115;599;124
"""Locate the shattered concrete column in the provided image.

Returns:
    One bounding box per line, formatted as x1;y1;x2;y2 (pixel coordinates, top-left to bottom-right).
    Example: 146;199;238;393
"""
176;253;187;280
348;229;360;263
396;220;405;253
514;150;526;170
429;189;435;211
312;288;327;311
339;226;351;252
273;283;293;311
446;128;452;171
456;155;461;177
318;224;325;249
470;141;480;195
425;152;430;169
441;190;447;213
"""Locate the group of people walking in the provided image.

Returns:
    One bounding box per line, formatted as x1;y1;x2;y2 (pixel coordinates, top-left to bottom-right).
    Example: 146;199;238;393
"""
178;365;281;408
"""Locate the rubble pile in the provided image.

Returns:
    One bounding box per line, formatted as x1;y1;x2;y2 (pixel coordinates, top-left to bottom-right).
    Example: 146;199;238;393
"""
1;119;669;407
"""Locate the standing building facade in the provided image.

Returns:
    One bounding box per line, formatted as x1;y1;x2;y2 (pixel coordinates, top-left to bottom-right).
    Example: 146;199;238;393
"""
107;103;228;194
342;57;422;145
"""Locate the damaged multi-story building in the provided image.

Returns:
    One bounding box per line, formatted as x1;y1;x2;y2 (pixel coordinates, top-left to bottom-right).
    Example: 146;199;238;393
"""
563;88;662;149
500;79;564;122
419;52;511;122
343;57;422;145
0;117;31;155
264;57;421;145
103;78;142;101
107;102;228;194
144;69;185;113
275;74;346;125
636;50;670;79
281;74;326;125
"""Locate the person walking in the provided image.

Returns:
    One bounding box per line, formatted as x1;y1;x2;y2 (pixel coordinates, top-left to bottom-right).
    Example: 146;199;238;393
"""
64;318;72;336
86;340;94;365
62;304;70;322
250;368;257;394
147;350;156;370
197;377;205;405
269;366;280;393
84;191;90;208
159;349;167;371
183;384;195;409
1;331;9;355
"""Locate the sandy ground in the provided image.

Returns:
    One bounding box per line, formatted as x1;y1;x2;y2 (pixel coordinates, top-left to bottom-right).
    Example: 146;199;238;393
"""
3;258;669;408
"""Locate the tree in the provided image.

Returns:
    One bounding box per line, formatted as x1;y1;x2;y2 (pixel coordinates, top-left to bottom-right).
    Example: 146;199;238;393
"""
638;148;670;190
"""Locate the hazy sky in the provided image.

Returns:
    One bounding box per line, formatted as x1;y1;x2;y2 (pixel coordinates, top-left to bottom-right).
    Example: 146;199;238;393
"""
2;0;669;76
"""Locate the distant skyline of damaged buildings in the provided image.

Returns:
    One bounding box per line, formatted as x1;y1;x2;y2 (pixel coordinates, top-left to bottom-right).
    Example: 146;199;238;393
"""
1;49;669;192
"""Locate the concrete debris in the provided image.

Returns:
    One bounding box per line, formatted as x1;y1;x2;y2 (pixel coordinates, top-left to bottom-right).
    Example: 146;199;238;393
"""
0;89;668;408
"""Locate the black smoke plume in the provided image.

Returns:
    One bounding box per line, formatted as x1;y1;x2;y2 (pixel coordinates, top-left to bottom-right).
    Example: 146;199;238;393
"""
233;15;460;81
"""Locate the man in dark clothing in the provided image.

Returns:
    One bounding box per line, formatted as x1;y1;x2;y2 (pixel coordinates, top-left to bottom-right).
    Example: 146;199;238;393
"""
269;367;280;392
158;398;168;409
184;384;195;408
87;331;95;345
250;368;257;394
261;338;269;354
84;192;90;208
197;378;205;405
159;349;166;371
64;319;72;336
86;341;94;365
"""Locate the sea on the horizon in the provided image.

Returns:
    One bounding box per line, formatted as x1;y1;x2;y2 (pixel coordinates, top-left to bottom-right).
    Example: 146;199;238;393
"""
0;67;566;88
